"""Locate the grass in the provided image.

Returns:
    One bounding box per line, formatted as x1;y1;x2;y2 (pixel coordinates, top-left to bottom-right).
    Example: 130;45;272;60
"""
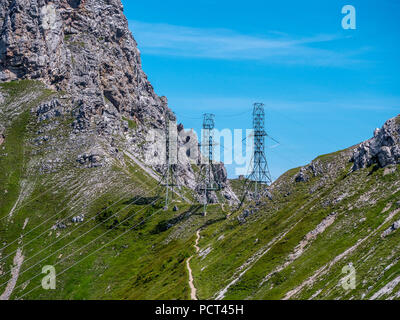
0;111;29;218
0;81;216;299
69;41;85;48
1;80;399;301
0;80;56;219
0;80;36;98
190;151;400;300
122;116;137;130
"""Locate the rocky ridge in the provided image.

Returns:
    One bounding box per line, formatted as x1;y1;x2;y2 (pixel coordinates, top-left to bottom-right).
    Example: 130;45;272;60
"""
352;115;400;171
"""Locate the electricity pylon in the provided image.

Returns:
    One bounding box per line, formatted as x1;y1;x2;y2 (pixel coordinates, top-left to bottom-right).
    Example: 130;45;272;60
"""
161;111;178;210
238;103;273;208
198;113;221;215
248;103;272;198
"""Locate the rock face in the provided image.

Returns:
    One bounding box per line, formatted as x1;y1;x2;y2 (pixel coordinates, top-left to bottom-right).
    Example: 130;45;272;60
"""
0;0;167;131
352;116;400;171
0;0;237;203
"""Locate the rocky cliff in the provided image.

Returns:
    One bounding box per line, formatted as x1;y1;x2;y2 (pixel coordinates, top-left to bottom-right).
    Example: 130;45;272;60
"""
0;0;236;301
0;0;237;203
0;0;165;130
3;0;398;302
352;115;400;171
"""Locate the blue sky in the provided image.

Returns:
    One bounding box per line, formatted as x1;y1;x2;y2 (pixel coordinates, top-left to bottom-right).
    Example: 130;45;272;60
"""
121;0;400;179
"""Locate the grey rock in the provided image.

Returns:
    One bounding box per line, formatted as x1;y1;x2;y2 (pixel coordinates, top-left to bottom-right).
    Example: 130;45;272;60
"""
0;0;238;206
295;167;309;183
383;165;397;176
72;214;85;223
0;0;169;131
35;98;63;121
352;116;400;170
77;151;103;168
263;190;273;200
224;193;232;200
382;220;400;237
237;216;246;224
54;222;67;230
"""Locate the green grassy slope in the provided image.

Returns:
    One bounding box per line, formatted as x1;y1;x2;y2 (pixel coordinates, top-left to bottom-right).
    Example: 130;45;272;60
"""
1;81;399;300
0;81;226;300
191;150;400;300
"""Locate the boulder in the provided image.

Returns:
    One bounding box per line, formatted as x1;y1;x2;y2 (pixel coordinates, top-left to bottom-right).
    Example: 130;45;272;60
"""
382;220;400;237
295;167;309;183
352;116;400;170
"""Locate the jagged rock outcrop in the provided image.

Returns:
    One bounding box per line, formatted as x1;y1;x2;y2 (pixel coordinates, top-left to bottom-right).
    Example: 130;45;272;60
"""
0;0;167;131
352;115;400;171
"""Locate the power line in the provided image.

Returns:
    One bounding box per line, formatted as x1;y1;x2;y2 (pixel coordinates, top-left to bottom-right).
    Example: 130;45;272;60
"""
0;184;160;287
0;180;139;265
175;108;252;121
16;207;162;300
238;103;273;207
197;114;223;216
248;103;272;197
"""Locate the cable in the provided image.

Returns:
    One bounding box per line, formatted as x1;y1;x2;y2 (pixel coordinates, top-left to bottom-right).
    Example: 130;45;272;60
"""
0;183;160;289
0;179;71;223
1;125;161;257
175;108;252;121
16;207;161;300
0;180;137;264
0;151;161;279
14;199;162;299
0;125;113;223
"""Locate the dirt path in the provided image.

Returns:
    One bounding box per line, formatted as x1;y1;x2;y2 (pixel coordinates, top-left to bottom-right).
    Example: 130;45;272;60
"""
0;248;24;300
187;230;201;300
7;180;34;220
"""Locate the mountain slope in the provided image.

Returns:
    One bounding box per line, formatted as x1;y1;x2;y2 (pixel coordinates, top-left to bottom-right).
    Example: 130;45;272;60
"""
0;0;232;300
190;115;400;300
1;0;399;301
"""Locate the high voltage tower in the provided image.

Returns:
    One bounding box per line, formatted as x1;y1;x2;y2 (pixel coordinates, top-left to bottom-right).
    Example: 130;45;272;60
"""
248;103;272;198
238;103;273;207
161;111;179;210
198;113;221;216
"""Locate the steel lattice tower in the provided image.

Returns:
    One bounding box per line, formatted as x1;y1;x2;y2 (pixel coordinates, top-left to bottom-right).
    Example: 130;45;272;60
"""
248;103;272;198
198;113;220;215
162;111;178;210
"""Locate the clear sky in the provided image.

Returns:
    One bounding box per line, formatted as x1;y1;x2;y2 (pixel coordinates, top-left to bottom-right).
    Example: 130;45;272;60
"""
121;0;400;179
